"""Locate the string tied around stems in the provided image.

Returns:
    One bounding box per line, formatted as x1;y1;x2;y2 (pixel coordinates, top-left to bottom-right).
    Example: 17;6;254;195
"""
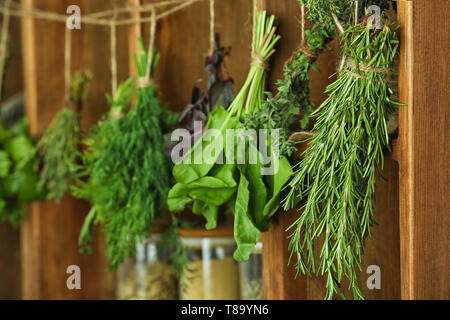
110;7;118;96
343;57;391;80
251;52;268;70
64;25;72;104
209;0;215;55
138;7;157;89
0;0;12;101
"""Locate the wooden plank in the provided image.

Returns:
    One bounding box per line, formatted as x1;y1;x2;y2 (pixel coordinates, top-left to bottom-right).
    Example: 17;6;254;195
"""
398;0;450;300
20;0;124;299
0;11;24;300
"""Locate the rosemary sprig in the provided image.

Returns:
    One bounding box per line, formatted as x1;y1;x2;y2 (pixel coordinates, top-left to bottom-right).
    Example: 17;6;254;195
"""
283;17;400;300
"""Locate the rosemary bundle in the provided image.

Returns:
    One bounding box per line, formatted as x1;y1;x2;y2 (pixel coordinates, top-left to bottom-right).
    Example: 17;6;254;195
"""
283;17;400;299
84;40;176;268
168;11;288;261
38;70;92;202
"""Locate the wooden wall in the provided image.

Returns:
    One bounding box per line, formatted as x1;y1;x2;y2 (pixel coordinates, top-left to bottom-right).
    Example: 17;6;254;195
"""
20;0;129;299
13;0;449;300
0;8;24;300
398;0;450;300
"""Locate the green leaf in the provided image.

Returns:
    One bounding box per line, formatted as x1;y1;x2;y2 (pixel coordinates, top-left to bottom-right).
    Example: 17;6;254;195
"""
173;107;239;184
232;165;260;262
5;135;34;163
192;200;219;230
263;156;293;218
168;164;237;212
0;151;11;177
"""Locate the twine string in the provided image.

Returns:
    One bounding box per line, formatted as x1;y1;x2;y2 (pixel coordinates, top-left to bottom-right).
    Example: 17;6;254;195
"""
0;0;205;27
138;7;156;88
64;26;72;103
209;0;215;55
250;0;268;70
110;8;118;96
0;0;11;101
344;58;391;80
300;4;305;48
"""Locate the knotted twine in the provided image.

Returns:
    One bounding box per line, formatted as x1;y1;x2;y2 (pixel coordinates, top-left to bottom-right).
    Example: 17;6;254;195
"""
209;0;215;55
64;25;72;104
110;8;118;96
137;7;157;89
342;57;391;80
0;0;12;101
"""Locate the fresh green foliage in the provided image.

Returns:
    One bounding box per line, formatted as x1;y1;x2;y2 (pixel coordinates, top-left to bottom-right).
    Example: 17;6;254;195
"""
283;18;400;299
38;70;92;202
300;0;396;26
74;40;176;268
0;118;45;227
168;11;292;262
72;77;136;254
245;13;336;157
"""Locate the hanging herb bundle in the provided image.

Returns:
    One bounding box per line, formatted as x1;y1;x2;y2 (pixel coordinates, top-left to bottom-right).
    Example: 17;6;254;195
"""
71;77;136;254
168;11;291;262
37;70;92;202
246;0;337;157
283;16;400;299
81;39;176;268
176;33;234;144
0;118;45;227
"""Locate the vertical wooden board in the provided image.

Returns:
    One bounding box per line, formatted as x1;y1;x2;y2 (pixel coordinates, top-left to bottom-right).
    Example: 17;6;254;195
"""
21;0;124;299
0;13;24;300
0;223;21;299
398;0;450;300
360;160;400;299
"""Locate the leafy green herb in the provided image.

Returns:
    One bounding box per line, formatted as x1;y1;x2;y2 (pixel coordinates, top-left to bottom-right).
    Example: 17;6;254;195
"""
245;2;337;157
0;118;45;227
168;11;291;262
75;40;176;268
71;77;136;254
283;17;400;300
37;70;92;202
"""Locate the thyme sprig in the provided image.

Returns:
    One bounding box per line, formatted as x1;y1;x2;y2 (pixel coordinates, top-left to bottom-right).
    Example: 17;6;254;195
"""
245;5;336;157
283;18;400;300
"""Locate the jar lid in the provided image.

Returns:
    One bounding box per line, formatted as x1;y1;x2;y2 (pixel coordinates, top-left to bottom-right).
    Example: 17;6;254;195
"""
179;227;234;238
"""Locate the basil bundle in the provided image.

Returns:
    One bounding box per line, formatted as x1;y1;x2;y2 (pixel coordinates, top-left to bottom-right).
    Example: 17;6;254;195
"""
283;18;400;299
168;11;291;262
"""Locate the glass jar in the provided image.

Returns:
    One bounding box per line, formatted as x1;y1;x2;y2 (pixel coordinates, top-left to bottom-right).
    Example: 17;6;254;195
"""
179;228;240;300
117;233;178;300
239;241;263;300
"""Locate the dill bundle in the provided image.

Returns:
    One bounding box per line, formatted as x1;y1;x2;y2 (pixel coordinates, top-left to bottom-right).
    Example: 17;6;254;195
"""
72;77;136;254
38;70;92;202
283;17;400;299
85;40;176;268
